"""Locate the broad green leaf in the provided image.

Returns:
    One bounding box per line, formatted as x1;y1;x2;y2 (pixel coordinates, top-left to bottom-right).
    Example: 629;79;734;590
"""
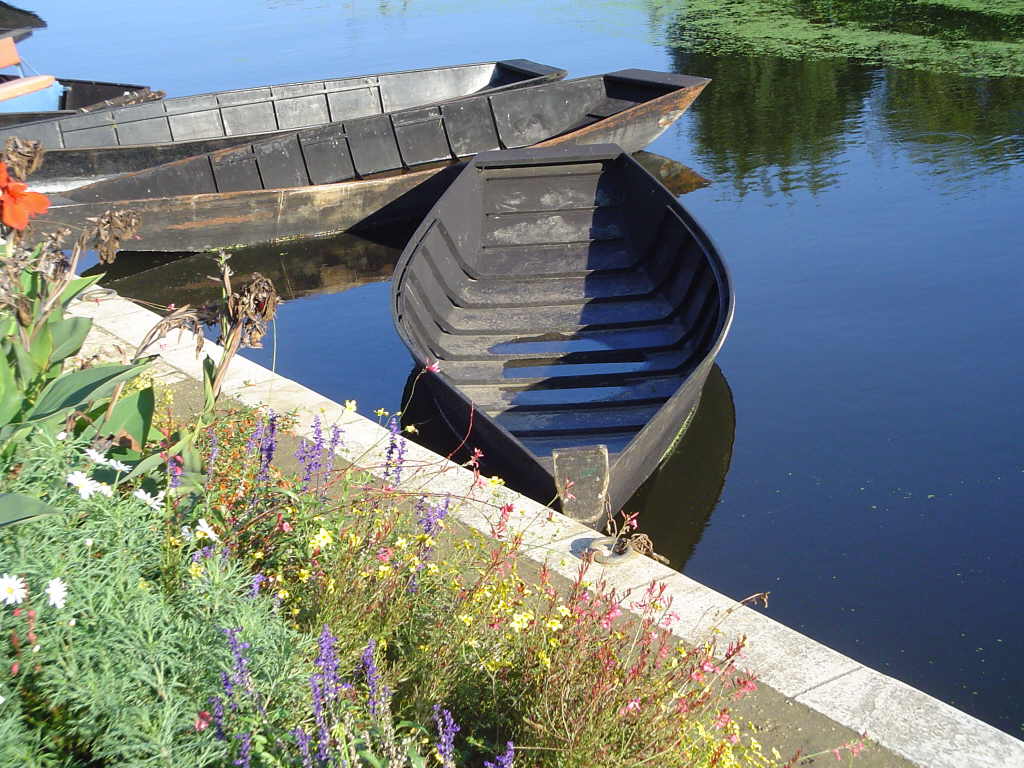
97;387;154;451
49;317;92;363
59;274;105;309
25;358;153;422
0;492;61;528
11;342;39;385
28;325;52;370
0;355;19;426
0;314;14;338
202;355;216;416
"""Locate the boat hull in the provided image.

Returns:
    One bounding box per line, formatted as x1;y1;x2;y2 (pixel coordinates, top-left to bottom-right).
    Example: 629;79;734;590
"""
4;60;564;181
391;144;734;514
34;71;709;251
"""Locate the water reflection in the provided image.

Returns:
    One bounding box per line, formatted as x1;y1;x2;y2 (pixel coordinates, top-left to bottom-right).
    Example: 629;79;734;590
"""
670;50;1024;197
626;364;734;571
91;231;407;307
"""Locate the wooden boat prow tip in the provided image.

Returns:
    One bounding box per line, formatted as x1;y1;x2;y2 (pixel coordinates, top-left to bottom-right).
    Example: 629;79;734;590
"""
391;143;733;515
33;70;711;252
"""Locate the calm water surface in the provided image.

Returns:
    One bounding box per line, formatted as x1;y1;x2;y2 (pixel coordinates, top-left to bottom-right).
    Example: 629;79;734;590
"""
25;0;1024;736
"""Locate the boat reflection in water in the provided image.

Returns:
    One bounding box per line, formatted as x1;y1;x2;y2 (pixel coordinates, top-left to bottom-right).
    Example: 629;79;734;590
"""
90;151;709;308
624;363;734;571
87;230;408;307
402;362;734;573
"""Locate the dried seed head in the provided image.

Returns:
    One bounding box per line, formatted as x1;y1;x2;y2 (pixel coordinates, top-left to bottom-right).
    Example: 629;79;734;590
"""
91;209;142;264
2;137;45;180
228;273;279;349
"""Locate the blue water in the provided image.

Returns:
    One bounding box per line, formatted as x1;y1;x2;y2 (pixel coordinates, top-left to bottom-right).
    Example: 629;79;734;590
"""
24;0;1024;737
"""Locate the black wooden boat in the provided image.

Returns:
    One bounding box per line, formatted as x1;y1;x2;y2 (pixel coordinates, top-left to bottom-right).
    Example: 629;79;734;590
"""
0;76;159;128
390;144;734;515
34;70;710;251
3;59;564;181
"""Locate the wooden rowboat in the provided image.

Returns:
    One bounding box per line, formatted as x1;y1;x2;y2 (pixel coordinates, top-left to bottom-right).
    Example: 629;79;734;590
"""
34;70;710;252
4;59;564;181
390;144;733;516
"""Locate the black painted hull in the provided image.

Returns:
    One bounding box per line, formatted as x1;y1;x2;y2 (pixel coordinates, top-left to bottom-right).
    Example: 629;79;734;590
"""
35;71;710;251
391;144;734;513
4;60;564;181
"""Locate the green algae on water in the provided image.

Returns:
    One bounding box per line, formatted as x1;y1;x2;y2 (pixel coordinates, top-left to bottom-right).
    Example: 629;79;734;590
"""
651;0;1024;78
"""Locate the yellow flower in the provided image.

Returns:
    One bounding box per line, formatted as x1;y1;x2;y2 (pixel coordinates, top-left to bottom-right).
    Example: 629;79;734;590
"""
425;563;439;575
311;528;333;549
298;569;311;582
277;589;290;599
466;638;480;649
377;564;393;576
346;532;363;548
290;608;300;616
537;649;551;668
188;562;204;580
556;604;571;617
138;578;151;591
374;408;389;417
509;610;533;632
252;550;265;560
544;618;563;632
394;537;408;549
167;535;181;548
548;636;560;648
488;475;505;486
404;424;419;434
457;614;473;626
344;400;357;412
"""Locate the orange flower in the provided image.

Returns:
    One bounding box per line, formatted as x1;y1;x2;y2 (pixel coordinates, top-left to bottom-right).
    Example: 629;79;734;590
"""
0;162;49;230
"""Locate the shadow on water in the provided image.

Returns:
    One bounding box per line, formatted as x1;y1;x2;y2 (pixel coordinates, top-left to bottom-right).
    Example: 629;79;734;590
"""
400;363;735;573
626;363;735;571
669;49;1024;198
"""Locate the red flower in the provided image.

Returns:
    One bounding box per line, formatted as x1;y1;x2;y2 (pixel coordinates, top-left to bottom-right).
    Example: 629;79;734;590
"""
0;162;49;230
194;710;212;732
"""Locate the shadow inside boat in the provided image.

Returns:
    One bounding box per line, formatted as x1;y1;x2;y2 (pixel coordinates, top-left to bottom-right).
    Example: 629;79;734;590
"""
86;230;409;307
401;362;735;573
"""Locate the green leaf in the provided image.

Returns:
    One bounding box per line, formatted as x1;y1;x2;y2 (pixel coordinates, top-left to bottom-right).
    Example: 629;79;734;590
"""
0;355;20;427
59;274;105;309
11;342;39;385
0;492;62;528
202;355;217;416
0;314;14;338
96;387;154;451
25;358;153;422
28;325;52;370
49;317;92;363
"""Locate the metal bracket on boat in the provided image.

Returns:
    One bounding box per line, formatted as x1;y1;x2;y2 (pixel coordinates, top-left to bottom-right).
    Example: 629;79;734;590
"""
552;445;610;529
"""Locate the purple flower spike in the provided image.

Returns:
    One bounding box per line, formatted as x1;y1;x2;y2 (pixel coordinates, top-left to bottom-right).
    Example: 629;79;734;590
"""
208;695;226;741
249;573;266;598
292;727;314;768
417;495;451;537
383;416;407;485
256;412;278;486
233;732;252;768
484;742;515;768
432;704;461;768
314;625;341;698
361;638;390;718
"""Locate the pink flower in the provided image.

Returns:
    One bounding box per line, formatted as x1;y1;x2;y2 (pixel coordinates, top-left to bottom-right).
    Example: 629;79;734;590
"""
376;547;394;563
701;660;719;674
713;710;731;729
832;748;842;761
599;604;622;630
619;698;642;716
425;360;441;373
194;711;212;732
850;741;865;757
690;669;705;683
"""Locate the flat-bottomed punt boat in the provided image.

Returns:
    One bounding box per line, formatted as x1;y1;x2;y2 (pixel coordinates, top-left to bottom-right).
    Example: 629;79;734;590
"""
34;70;710;251
391;144;734;514
3;59;564;181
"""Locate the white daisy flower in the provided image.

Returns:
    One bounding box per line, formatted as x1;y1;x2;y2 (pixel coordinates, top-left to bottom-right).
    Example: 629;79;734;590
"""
107;458;131;473
0;573;27;606
94;483;113;498
66;471;99;500
56;431;67;440
83;538;94;549
45;577;67;609
181;525;194;542
195;518;219;542
133;488;165;510
83;448;107;465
